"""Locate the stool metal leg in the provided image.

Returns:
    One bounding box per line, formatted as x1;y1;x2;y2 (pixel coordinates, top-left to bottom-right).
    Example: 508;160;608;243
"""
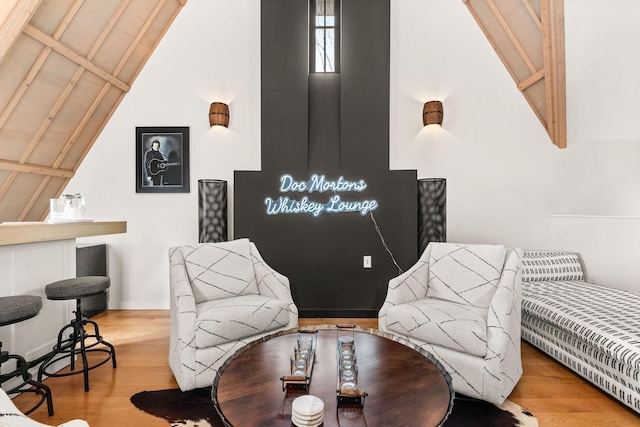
37;298;116;392
1;346;54;416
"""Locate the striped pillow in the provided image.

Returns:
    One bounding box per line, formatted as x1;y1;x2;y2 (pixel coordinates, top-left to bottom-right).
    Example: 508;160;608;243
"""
522;250;584;282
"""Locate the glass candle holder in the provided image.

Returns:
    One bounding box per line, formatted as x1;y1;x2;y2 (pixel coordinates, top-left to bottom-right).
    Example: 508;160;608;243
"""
297;335;313;360
291;354;307;377
339;365;358;390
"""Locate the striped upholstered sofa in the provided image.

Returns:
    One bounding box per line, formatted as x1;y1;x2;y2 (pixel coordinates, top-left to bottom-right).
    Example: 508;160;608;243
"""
521;250;640;413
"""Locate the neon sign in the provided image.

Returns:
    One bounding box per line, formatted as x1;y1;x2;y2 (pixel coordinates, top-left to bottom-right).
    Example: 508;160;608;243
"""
265;174;378;216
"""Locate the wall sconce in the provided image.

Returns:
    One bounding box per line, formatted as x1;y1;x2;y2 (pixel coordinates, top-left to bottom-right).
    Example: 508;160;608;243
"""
423;101;443;127
209;102;229;127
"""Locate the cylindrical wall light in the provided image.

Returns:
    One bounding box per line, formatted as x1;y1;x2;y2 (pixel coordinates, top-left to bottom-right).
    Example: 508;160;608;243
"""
423;100;443;126
198;179;227;243
209;102;229;127
418;178;446;255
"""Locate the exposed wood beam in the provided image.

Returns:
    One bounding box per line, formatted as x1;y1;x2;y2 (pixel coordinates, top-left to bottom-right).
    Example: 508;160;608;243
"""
486;0;536;73
0;47;49;129
18;176;50;221
10;0;91;217
541;0;566;148
113;0;168;77
53;0;132;170
70;0;170;171
22;24;131;92
0;0;85;130
0;160;74;178
521;0;542;30
463;1;521;85
19;71;81;164
463;0;566;148
0;0;188;221
0;0;42;63
518;69;545;91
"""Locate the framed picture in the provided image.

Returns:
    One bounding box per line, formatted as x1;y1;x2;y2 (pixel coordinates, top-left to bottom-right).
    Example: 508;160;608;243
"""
136;126;190;193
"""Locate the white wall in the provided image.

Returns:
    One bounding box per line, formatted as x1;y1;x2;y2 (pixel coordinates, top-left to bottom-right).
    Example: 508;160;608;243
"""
66;0;640;309
390;0;640;290
66;1;261;308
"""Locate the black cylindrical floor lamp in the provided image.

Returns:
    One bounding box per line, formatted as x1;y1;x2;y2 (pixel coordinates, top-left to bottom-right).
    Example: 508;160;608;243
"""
418;178;446;255
198;179;227;243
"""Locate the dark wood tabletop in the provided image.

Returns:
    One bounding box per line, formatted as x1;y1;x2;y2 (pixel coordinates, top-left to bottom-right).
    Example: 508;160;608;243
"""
213;326;454;427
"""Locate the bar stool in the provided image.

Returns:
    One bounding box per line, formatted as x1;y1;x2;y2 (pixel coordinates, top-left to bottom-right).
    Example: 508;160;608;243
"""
0;295;53;416
37;276;116;392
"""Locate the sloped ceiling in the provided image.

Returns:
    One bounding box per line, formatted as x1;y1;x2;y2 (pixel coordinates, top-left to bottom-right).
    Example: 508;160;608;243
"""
0;0;186;222
0;0;566;223
463;0;566;148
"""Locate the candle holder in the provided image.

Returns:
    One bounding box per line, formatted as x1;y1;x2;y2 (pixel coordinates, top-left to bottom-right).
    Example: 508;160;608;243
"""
281;330;317;392
335;325;367;407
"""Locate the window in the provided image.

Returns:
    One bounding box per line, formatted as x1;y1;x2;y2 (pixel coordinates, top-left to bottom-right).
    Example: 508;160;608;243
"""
310;0;340;73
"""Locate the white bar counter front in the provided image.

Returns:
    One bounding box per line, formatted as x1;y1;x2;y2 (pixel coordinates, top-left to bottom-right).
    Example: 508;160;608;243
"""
0;221;126;384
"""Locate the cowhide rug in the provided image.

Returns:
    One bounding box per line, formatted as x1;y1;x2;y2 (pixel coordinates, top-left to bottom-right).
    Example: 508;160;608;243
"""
131;388;537;427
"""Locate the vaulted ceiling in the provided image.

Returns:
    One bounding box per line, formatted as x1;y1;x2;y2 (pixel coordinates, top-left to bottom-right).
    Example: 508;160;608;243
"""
0;0;565;223
0;0;186;222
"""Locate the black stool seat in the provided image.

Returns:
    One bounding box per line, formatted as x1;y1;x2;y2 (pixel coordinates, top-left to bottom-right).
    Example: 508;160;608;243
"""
45;276;110;300
0;295;42;326
0;295;53;416
38;275;116;392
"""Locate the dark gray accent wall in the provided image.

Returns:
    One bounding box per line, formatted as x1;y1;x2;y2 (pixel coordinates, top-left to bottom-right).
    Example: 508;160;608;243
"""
235;0;417;317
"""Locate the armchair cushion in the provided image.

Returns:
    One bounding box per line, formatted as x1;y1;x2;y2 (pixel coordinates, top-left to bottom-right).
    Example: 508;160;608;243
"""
386;299;489;357
426;243;507;308
195;294;291;347
182;239;258;303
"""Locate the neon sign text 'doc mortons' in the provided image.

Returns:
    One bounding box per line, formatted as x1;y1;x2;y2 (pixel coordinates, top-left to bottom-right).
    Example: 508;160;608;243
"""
265;174;378;216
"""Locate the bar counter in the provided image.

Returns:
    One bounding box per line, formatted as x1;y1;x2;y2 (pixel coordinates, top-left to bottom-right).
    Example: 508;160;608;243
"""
0;221;126;245
0;220;126;387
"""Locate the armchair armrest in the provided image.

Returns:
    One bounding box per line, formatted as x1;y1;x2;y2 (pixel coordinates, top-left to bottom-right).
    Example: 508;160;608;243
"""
378;245;432;330
486;247;523;361
169;246;197;383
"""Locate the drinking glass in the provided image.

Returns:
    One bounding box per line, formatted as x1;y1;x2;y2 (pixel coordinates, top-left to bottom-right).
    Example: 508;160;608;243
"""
291;354;307;376
339;365;358;390
297;335;313;360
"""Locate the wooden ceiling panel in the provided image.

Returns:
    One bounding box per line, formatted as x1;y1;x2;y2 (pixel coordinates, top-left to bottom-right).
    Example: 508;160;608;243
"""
57;85;124;171
25;175;65;221
118;42;153;83
0;128;34;161
27;0;75;36
114;1;161;41
0;0;186;221
465;0;541;83
58;1;122;58
94;26;136;75
0;34;44;108
142;2;180;50
0;170;10;189
522;79;547;125
0;172;44;216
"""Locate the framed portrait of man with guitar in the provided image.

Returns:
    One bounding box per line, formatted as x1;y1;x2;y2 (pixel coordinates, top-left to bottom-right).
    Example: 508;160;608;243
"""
136;126;190;193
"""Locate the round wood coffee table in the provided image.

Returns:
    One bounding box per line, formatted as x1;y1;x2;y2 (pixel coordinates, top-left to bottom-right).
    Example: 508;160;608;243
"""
212;326;454;426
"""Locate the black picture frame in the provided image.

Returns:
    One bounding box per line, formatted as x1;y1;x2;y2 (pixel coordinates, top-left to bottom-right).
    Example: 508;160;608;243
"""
136;126;190;193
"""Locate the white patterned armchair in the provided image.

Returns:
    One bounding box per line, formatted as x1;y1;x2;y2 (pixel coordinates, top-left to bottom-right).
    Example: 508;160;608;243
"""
169;239;298;391
378;242;523;404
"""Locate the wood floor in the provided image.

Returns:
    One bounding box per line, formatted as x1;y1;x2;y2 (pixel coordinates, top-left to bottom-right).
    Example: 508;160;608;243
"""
12;310;640;426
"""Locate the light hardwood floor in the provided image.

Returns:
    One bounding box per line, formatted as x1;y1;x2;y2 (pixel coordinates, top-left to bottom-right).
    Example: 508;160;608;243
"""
12;310;640;426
